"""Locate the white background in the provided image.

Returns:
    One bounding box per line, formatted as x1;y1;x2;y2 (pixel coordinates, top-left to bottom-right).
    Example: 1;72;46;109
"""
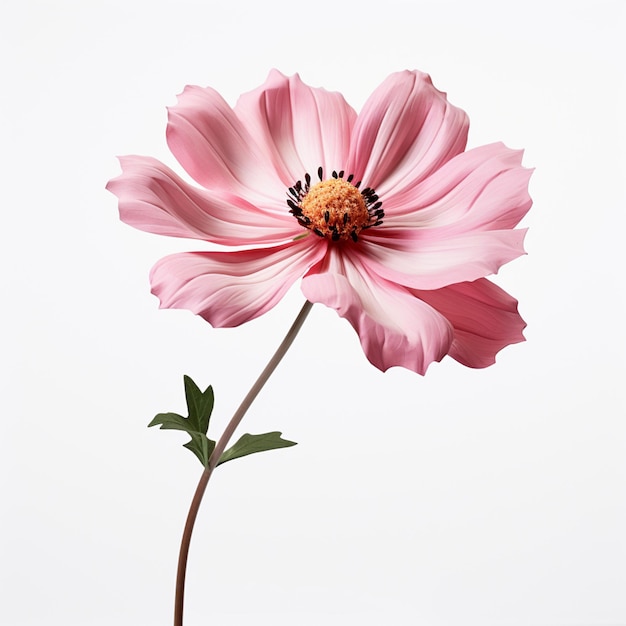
1;1;624;624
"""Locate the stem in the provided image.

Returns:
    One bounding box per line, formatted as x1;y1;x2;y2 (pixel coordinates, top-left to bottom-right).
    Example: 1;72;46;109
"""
173;300;314;626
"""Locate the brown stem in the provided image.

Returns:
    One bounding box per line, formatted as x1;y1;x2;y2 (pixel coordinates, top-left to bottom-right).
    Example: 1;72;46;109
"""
173;300;314;626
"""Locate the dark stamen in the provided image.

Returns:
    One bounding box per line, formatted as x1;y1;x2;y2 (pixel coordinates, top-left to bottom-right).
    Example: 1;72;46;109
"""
324;211;330;223
317;166;323;181
338;170;344;178
313;228;324;237
347;174;354;183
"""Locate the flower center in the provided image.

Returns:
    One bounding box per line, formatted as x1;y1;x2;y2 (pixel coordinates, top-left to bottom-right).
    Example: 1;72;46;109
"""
287;168;383;242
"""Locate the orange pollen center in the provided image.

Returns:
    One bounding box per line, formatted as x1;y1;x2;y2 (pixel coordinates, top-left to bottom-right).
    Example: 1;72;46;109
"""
287;169;384;242
300;179;370;242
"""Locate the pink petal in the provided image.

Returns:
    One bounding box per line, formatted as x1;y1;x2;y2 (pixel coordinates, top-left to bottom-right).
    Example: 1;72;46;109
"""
150;237;327;327
107;156;299;245
382;143;533;230
234;69;356;185
345;70;468;195
412;279;526;368
166;84;285;203
302;248;454;374
359;228;527;290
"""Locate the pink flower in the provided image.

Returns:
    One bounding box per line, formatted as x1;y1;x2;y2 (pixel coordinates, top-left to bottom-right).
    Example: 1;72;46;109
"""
107;70;531;374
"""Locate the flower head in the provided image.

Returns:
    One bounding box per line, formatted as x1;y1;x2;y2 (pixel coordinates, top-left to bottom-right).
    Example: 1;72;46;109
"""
107;70;531;374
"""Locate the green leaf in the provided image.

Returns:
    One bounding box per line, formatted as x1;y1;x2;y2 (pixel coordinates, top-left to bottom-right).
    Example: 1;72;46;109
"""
148;412;192;431
184;375;214;433
217;432;297;466
183;433;216;467
148;376;216;467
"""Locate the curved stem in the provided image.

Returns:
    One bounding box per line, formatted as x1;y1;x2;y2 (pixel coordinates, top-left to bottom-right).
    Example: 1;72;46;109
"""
173;300;314;626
